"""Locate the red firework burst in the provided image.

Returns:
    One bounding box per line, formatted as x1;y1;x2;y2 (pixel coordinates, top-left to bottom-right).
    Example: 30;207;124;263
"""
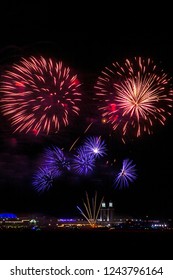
0;56;82;135
94;56;173;139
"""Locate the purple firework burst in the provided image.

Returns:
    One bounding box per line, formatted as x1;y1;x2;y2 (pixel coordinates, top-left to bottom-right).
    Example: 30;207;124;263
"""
32;167;58;192
43;146;71;175
72;146;96;176
114;158;137;189
83;136;107;158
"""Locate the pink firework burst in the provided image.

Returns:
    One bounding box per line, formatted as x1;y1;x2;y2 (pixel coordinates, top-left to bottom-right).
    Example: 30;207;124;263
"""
94;57;173;139
0;56;82;135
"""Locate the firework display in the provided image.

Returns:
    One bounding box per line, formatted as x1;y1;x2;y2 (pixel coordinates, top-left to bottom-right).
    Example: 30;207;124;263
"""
32;135;108;191
6;55;171;194
95;56;173;138
2;22;173;240
0;56;82;135
114;158;137;189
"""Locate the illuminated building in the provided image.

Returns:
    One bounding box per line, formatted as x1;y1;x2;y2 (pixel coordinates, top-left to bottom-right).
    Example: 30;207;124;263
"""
99;201;115;223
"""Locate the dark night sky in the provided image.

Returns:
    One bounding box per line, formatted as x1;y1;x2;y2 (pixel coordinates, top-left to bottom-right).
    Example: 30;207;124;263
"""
0;2;173;220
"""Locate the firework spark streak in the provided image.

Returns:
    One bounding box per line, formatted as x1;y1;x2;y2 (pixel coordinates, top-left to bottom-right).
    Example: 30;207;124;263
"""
95;56;173;138
77;191;104;227
114;158;137;189
0;56;82;135
69;122;94;152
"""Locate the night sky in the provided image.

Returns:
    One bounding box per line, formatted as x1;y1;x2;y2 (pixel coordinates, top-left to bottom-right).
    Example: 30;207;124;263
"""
0;3;173;220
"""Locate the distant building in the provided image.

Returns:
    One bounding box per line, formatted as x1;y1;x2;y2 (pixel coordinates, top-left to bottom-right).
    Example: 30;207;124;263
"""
99;201;115;223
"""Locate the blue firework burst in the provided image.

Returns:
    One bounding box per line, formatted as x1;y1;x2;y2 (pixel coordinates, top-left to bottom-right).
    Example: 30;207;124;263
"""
43;146;71;175
32;167;58;192
83;136;107;158
72;146;96;176
114;158;137;189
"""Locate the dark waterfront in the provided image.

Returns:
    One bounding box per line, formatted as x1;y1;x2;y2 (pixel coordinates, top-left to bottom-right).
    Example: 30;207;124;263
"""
1;229;172;260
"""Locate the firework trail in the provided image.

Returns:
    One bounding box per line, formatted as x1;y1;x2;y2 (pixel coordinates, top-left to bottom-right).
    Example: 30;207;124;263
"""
77;191;104;227
0;56;82;135
95;56;173;139
69;122;94;152
114;158;137;189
